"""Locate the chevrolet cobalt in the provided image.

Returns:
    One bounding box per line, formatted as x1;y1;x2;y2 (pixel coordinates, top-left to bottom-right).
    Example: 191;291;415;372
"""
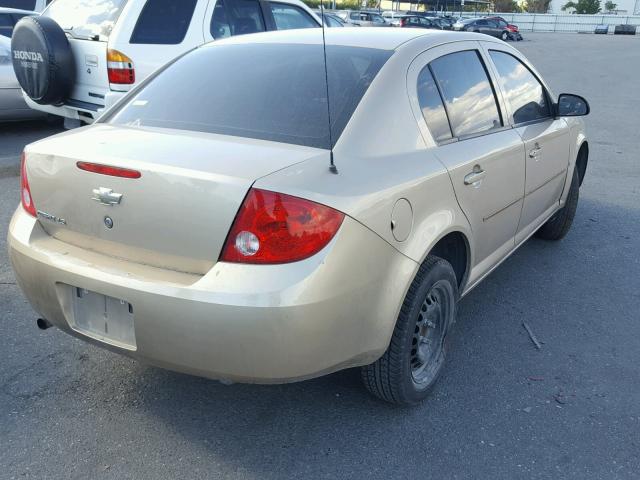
8;29;589;405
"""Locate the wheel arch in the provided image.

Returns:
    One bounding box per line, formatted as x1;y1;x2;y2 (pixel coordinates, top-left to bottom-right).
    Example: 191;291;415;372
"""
576;141;588;186
421;229;471;291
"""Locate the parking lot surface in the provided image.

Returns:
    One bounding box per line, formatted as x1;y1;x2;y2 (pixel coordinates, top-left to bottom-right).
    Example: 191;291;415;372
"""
1;33;639;479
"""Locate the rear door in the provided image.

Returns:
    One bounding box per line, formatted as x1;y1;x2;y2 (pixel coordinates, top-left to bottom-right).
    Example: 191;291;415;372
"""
115;0;207;87
408;41;526;283
483;44;571;242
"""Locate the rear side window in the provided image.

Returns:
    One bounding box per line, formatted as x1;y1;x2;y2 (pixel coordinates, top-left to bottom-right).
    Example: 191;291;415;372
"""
489;50;551;125
130;0;197;44
211;0;265;39
42;0;127;39
429;50;502;138
0;0;35;9
417;66;452;143
0;13;13;38
108;43;392;149
269;3;316;30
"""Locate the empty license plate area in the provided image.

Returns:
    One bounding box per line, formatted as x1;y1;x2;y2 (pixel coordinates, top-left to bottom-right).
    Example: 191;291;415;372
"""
71;287;136;350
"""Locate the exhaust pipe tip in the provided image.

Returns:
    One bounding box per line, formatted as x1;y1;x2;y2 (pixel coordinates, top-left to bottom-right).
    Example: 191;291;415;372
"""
36;318;53;330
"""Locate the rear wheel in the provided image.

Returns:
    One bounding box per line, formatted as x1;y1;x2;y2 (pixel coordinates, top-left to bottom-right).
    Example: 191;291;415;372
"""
536;168;579;241
361;256;458;405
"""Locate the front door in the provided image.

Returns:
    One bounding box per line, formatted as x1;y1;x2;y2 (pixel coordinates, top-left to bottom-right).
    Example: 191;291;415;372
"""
482;45;571;242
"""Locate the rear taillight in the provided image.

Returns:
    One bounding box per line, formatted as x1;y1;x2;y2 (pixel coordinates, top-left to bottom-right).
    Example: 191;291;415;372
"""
107;49;135;85
400;18;406;26
77;161;141;179
220;188;344;264
20;152;36;217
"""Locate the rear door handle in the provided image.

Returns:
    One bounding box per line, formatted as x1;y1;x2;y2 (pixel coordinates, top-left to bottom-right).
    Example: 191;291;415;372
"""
464;167;486;186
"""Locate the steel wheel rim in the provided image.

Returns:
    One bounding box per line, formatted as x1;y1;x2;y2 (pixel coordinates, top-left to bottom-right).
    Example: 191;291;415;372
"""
410;280;453;385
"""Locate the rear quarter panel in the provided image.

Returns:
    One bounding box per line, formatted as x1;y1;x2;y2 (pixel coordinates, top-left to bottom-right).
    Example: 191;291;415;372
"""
255;42;473;271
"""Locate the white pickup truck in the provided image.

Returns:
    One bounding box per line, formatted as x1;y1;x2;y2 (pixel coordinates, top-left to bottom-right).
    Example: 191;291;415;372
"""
10;0;321;127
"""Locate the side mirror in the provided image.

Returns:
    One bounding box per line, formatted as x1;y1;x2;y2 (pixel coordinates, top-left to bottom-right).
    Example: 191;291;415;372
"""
556;93;590;117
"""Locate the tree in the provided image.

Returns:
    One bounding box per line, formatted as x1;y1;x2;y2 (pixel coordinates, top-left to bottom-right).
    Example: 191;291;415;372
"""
494;0;521;12
561;0;601;13
604;0;617;11
525;0;551;13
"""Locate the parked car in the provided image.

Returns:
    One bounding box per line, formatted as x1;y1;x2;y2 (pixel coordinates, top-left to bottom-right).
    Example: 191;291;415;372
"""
0;0;49;11
313;10;345;27
0;13;45;120
487;15;523;40
10;0;321;127
398;15;443;29
453;17;510;40
336;10;389;27
381;10;405;26
436;16;455;29
594;24;609;34
0;5;30;37
9;29;590;405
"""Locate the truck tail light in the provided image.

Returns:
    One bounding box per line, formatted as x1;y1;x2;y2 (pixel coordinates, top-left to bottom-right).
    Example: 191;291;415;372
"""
220;188;344;264
107;49;135;85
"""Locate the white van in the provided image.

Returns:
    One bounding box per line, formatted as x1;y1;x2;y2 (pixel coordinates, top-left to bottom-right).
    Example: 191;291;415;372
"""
11;0;321;126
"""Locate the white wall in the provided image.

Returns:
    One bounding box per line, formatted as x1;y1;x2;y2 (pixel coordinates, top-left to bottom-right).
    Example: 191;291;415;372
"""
548;0;640;14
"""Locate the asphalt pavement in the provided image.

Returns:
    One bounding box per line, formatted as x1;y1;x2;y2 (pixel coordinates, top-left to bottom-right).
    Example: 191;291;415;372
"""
1;33;639;479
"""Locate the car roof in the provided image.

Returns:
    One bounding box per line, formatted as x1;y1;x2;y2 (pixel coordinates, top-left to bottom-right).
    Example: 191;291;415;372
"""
0;7;33;14
207;28;479;51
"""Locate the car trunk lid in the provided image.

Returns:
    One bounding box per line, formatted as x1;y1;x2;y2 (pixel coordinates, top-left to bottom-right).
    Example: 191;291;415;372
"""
25;125;326;274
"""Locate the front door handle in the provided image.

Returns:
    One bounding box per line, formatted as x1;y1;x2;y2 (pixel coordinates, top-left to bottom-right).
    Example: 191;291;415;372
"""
529;142;542;158
464;167;486;186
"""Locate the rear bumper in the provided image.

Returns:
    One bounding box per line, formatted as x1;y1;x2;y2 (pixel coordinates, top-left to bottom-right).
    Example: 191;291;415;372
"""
8;207;417;383
23;90;125;124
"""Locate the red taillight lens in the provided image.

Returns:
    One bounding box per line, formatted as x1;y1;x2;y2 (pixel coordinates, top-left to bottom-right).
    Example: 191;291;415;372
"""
77;162;141;179
107;49;135;85
220;188;345;264
20;152;36;217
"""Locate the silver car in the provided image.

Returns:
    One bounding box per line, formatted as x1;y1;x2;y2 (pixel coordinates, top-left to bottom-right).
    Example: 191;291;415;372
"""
337;10;390;27
0;8;44;121
9;29;589;405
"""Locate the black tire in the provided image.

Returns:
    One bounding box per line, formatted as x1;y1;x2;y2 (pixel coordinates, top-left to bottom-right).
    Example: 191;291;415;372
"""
362;255;458;405
500;31;509;41
11;16;75;106
535;168;579;241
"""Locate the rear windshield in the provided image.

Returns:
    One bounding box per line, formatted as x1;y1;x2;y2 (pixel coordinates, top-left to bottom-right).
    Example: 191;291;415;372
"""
107;43;391;149
42;0;128;40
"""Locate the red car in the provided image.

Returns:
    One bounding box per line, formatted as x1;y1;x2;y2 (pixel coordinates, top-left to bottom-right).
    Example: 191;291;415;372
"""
488;16;519;33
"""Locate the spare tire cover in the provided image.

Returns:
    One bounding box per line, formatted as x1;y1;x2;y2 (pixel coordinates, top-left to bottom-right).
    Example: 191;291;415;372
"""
11;16;75;106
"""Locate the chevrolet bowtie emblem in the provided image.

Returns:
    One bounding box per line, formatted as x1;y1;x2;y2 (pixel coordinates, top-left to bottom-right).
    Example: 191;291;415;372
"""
92;187;123;206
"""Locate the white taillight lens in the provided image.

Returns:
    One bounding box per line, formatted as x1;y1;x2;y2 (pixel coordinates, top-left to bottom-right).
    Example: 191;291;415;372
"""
235;231;260;257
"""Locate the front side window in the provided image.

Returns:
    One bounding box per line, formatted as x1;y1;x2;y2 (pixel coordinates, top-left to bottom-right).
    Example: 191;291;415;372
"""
130;0;197;44
270;3;317;30
417;66;452;143
42;0;127;39
489;50;551;125
349;12;360;20
108;43;392;149
371;14;385;24
429;50;502;138
211;0;265;39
